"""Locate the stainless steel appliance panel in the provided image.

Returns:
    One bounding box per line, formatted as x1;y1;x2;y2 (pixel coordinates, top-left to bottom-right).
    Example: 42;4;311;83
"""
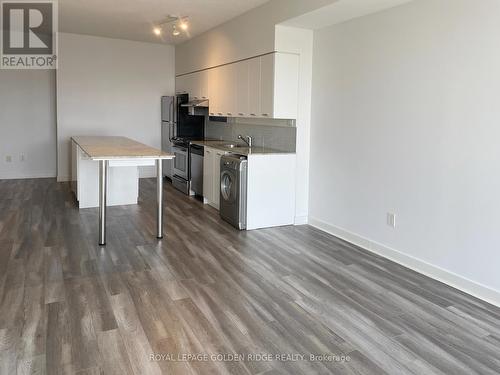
190;144;203;196
161;121;174;178
173;145;189;180
220;154;247;230
161;96;177;178
171;175;189;195
161;96;175;123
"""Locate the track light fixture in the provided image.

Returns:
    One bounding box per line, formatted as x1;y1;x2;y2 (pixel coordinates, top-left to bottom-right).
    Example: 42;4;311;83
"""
153;15;189;37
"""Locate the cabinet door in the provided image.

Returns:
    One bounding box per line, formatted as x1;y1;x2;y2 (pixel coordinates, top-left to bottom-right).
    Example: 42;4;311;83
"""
273;52;299;119
218;64;237;117
203;147;214;203
260;53;274;118
188;72;200;99
199;70;209;99
214;151;225;209
235;60;250;117
208;68;220;116
248;56;261;118
176;75;188;95
216;65;227;116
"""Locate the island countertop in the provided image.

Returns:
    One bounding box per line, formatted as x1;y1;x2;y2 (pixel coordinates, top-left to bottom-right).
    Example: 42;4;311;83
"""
71;136;174;160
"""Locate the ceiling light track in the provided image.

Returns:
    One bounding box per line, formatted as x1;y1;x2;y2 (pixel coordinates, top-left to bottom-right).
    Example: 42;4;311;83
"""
153;15;189;37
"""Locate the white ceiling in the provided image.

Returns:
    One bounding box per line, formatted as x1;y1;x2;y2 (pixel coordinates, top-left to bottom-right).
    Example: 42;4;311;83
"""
282;0;413;30
59;0;270;45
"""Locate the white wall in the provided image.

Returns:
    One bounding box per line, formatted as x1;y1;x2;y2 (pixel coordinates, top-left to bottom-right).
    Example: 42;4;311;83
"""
0;70;57;179
275;26;313;224
56;33;175;180
175;0;336;74
309;0;500;304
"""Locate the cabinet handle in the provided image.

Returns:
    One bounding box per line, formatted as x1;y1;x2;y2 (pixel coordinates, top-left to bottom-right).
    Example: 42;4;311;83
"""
227;113;232;116
238;113;244;116
218;113;223;116
210;113;215;116
262;114;269;117
250;113;256;116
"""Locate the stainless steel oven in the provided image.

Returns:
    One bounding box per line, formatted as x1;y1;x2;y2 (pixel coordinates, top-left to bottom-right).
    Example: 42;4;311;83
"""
172;142;190;194
173;144;188;180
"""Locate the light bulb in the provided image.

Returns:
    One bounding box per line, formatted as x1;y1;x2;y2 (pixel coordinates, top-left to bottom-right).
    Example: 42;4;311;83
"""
179;20;188;31
153;27;162;36
172;25;180;36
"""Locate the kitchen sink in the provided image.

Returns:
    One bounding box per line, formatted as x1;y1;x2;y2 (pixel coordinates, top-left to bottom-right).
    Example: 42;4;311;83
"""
221;143;247;148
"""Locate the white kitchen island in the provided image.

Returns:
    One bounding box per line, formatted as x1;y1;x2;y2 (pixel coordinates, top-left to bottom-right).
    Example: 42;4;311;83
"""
71;136;174;245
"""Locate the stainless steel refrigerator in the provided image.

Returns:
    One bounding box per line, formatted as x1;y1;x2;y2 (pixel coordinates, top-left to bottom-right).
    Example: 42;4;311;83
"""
161;96;176;178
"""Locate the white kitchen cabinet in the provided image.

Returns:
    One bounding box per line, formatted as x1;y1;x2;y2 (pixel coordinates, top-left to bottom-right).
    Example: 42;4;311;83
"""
216;52;299;119
186;72;198;99
203;146;227;210
258;52;299;119
218;64;237;117
175;70;208;99
246;153;296;230
176;51;299;119
175;74;188;94
188;70;209;100
71;140;141;209
260;53;274;118
235;60;250;116
248;57;261;117
208;68;221;116
203;147;214;204
199;70;209;99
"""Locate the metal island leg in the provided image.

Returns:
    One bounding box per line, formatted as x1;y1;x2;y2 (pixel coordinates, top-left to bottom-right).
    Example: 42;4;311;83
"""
99;160;108;245
156;159;163;239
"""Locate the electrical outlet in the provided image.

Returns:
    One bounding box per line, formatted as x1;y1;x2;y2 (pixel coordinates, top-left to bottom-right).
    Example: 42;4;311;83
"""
387;213;396;228
20;153;26;162
5;155;12;163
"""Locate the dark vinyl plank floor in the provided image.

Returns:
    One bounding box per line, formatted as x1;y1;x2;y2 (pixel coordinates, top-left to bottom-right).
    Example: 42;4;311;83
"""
0;178;499;374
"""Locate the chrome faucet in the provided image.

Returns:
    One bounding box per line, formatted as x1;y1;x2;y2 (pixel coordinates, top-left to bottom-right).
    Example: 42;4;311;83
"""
238;135;253;148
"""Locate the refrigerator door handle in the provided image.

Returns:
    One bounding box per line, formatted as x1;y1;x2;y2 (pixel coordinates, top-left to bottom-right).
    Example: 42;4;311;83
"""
169;122;175;142
170;98;174;124
173;96;178;124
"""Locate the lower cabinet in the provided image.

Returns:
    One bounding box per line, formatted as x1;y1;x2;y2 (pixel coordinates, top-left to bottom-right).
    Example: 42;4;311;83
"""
71;140;140;209
203;146;227;210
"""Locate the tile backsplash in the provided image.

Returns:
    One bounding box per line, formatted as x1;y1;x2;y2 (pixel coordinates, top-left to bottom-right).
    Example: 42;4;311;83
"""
205;117;296;152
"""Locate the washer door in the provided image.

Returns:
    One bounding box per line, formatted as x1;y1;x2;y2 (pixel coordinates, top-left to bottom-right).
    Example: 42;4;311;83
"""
221;171;235;202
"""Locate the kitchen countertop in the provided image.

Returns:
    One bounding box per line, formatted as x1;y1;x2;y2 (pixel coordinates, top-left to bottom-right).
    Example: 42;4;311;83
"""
191;140;295;155
72;136;174;160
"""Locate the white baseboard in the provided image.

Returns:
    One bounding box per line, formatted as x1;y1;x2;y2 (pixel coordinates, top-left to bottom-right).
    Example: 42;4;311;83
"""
294;215;309;225
309;217;500;308
0;171;56;180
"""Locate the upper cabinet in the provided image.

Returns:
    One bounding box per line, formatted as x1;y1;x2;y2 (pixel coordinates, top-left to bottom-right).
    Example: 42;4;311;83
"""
175;52;299;120
176;70;208;99
218;63;237;117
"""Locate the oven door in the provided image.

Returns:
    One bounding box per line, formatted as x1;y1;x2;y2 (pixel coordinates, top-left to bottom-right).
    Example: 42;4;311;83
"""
173;145;189;180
